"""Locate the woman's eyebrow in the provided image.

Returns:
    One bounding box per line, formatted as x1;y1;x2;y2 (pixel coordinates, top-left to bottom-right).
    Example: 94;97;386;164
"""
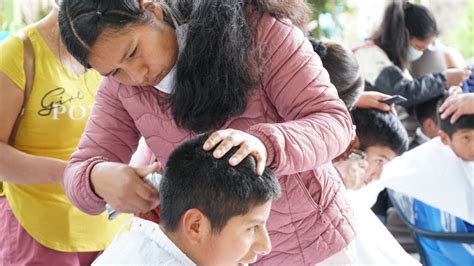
102;40;134;76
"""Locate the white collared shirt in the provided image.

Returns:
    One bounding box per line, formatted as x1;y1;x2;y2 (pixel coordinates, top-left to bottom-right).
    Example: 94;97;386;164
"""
414;127;431;145
153;25;187;94
93;218;195;266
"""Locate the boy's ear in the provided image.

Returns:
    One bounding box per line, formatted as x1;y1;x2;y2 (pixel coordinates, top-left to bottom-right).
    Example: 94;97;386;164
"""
438;130;450;146
180;209;211;244
423;118;439;138
352;135;361;150
146;1;164;21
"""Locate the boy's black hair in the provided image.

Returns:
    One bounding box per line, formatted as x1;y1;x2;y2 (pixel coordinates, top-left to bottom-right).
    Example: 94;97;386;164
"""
160;134;281;233
438;97;474;138
352;108;409;155
414;94;444;126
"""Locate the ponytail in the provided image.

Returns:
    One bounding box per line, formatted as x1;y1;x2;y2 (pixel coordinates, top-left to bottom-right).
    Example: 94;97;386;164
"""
309;38;362;110
373;0;438;70
372;0;409;69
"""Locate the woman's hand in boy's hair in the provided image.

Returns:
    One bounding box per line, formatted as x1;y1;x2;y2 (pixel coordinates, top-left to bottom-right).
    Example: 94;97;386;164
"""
445;68;471;88
203;129;267;176
355;91;396;114
439;93;474;123
90;161;162;213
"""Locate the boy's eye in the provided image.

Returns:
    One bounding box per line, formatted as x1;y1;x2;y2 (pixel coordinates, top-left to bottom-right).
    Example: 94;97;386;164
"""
129;47;138;58
370;158;382;164
374;158;386;166
248;225;259;233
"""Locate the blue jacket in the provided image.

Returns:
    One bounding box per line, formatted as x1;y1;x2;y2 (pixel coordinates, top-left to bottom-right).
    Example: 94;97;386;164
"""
462;72;474;93
414;199;474;266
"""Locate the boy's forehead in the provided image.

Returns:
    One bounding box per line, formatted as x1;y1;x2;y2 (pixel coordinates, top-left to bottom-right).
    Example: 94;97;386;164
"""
452;128;474;138
227;201;272;225
454;128;474;134
365;145;396;158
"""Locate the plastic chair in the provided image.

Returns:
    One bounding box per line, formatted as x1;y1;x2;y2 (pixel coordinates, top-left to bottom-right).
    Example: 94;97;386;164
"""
387;189;474;266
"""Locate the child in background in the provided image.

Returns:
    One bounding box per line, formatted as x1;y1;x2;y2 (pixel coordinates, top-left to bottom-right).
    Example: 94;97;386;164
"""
410;95;444;149
336;108;416;265
309;36;417;266
308;38;400;187
308;38;364;110
383;98;474;265
343;108;409;190
309;37;393;112
94;134;281;265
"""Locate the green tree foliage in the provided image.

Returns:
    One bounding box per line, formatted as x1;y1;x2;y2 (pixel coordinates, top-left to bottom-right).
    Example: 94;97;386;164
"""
307;0;351;38
449;0;474;59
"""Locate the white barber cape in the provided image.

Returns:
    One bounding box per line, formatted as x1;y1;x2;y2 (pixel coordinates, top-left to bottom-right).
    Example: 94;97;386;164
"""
346;190;420;266
93;218;195;266
382;137;474;224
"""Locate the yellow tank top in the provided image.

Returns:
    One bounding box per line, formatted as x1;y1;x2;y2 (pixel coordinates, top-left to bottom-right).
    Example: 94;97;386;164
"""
0;25;130;252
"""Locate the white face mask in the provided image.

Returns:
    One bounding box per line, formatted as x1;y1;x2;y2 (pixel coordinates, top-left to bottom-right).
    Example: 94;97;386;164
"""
406;45;423;61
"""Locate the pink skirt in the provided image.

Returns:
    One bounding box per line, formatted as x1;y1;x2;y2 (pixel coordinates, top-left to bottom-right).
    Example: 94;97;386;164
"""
0;197;100;266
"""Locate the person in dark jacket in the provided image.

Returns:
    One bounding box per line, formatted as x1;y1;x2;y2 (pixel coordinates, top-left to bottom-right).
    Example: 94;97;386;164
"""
354;0;470;108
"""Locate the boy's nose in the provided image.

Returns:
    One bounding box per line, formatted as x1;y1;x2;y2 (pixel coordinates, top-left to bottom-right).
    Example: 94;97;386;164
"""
253;227;272;256
373;165;384;181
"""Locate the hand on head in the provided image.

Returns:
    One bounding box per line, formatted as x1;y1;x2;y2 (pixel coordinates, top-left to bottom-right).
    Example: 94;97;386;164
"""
203;129;268;176
439;93;474;123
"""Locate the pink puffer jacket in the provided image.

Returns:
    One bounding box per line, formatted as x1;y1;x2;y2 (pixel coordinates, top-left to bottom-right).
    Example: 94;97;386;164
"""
64;11;356;264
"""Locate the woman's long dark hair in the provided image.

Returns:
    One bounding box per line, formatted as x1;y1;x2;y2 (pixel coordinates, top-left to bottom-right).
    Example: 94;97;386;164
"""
372;0;438;70
309;38;362;110
59;0;311;133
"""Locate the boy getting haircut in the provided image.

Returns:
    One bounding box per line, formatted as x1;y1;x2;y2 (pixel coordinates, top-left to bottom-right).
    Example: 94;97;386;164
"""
93;134;281;266
383;96;474;265
438;106;474;138
342;108;409;190
438;96;474;162
439;114;474;137
160;133;281;232
352;108;409;156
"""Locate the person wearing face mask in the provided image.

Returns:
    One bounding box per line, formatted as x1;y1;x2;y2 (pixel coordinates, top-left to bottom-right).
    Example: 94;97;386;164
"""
353;0;470;108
